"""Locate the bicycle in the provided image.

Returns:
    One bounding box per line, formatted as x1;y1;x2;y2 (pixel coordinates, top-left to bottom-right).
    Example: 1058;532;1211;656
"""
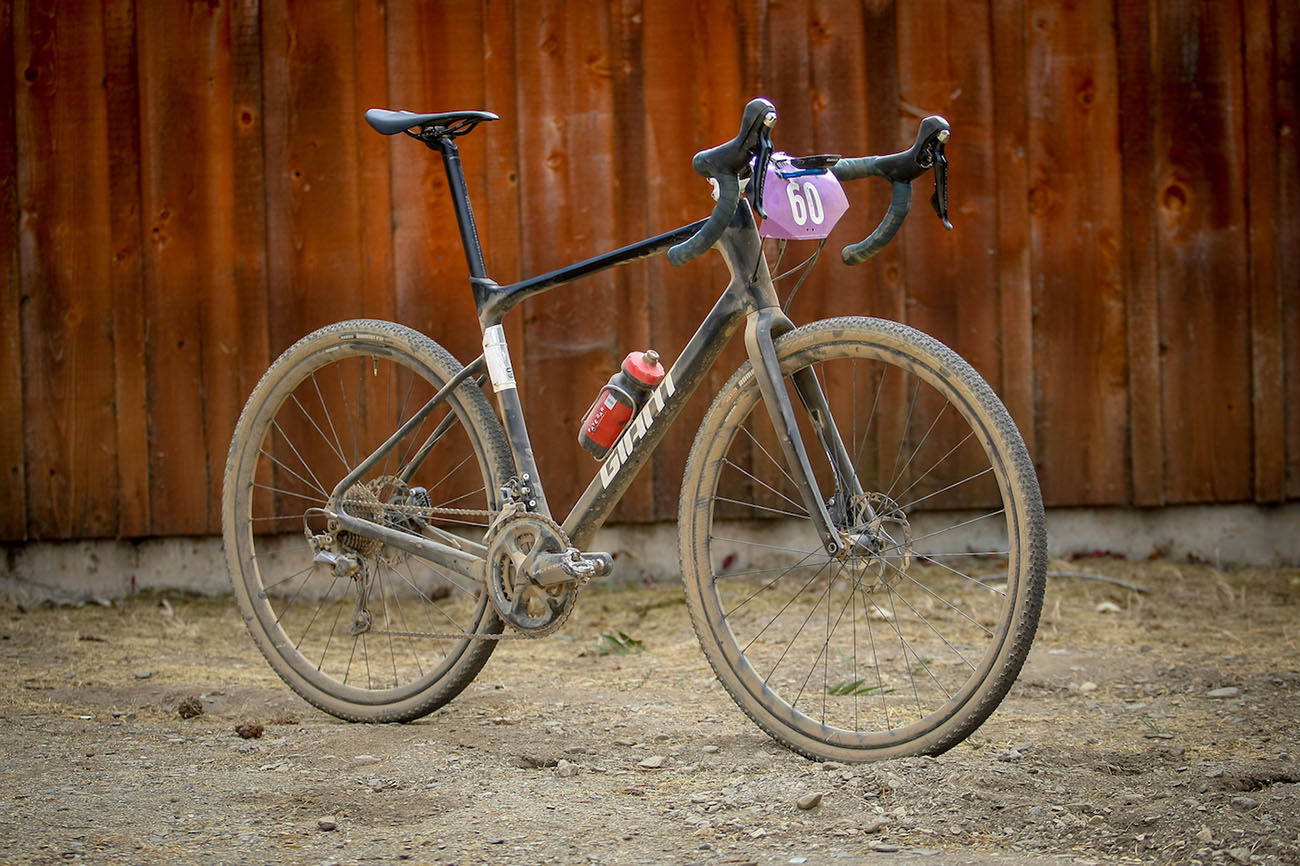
222;98;1047;763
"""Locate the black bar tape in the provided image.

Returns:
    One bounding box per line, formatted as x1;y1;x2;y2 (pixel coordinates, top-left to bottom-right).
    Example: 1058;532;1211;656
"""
841;181;912;265
668;174;740;266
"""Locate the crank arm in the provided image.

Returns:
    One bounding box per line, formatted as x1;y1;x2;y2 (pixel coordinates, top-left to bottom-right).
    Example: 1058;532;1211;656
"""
527;548;614;587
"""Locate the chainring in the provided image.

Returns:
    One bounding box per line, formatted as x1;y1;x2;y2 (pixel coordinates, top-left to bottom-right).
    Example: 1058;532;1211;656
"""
484;511;579;637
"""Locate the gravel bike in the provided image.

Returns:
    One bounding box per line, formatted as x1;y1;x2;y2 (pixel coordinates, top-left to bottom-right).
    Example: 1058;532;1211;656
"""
222;98;1047;762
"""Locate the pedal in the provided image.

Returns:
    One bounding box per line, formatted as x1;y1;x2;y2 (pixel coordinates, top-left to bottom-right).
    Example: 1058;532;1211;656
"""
561;549;614;581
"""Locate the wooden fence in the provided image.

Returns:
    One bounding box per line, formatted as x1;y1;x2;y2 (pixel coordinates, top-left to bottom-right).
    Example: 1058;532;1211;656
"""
1;0;1296;541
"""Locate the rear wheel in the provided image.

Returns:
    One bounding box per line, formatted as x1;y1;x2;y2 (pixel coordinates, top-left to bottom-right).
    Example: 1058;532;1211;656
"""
679;317;1046;761
222;320;511;722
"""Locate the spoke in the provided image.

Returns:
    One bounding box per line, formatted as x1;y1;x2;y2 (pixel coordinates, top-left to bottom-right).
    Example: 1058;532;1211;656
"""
913;552;1010;596
709;533;820;557
722;453;807;516
885;376;923;500
264;423;331;500
853;362;887;470
753;561;836;685
883;402;950;503
720;546;825;619
251;482;329;506
899;464;993;512
712;494;808;519
736;425;801;502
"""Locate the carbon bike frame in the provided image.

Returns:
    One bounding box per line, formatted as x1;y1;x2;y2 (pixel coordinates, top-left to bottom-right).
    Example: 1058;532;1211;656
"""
326;136;859;586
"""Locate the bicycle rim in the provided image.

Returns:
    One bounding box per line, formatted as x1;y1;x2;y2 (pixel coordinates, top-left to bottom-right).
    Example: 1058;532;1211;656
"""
681;317;1045;760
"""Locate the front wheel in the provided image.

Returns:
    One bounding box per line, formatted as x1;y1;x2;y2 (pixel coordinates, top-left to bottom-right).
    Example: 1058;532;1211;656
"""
222;320;513;722
679;317;1046;762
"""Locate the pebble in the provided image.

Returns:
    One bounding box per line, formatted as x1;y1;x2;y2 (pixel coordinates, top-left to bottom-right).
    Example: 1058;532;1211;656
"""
133;670;153;680
353;754;380;765
822;762;847;771
862;817;889;834
1206;687;1240;699
1195;826;1213;842
556;759;578;778
998;748;1024;762
871;843;899;853
796;792;823;810
638;755;666;769
1231;795;1259;810
317;817;337;832
702;745;720;754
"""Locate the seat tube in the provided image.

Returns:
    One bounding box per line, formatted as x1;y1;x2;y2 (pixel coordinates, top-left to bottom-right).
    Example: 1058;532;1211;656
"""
743;308;843;556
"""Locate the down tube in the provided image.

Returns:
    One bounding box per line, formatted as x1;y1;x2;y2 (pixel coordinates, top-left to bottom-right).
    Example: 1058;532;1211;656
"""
563;294;747;550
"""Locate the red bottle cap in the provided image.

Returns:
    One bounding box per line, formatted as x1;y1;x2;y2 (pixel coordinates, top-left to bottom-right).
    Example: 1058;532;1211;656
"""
622;350;665;387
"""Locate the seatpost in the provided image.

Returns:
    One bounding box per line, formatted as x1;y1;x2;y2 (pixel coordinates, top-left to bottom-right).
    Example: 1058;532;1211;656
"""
432;136;490;281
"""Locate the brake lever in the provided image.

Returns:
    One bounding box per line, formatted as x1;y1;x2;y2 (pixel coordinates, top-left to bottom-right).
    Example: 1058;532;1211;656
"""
930;138;952;231
750;126;775;219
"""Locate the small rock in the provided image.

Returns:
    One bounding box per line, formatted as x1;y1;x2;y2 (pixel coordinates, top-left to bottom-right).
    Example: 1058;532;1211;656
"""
1078;681;1098;693
177;696;204;719
353;754;380;765
638;755;666;769
1195;826;1213;843
1095;600;1122;614
822;761;847;771
702;745;720;754
1230;795;1259;810
796;792;824;810
862;817;889;834
1206;687;1239;699
998;748;1024;762
133;670;153;680
235;722;264;740
1204;766;1224;779
317;817;337;832
1227;848;1253;865
556;759;579;778
871;843;899;853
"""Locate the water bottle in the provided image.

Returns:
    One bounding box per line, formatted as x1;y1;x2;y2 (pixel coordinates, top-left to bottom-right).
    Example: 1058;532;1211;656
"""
578;350;665;459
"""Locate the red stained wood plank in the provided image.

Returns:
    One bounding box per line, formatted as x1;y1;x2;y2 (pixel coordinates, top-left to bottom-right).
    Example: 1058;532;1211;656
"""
1116;0;1165;506
104;0;149;538
0;1;26;540
859;0;906;325
897;1;1001;389
1151;0;1253;503
1026;0;1129;506
15;0;120;539
383;0;483;363
1277;1;1299;500
1243;0;1284;503
513;1;622;518
642;0;747;520
990;0;1037;459
262;0;368;357
137;1;237;535
230;0;271;436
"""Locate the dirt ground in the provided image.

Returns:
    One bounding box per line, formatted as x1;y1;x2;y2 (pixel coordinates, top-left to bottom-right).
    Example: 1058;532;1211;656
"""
0;556;1297;866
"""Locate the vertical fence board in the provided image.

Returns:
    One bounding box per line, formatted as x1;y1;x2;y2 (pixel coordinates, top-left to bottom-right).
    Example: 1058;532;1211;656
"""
1026;0;1129;506
513;1;621;517
0;2;26;539
605;0;656;523
384;0;483;363
1152;0;1252;503
898;1;1000;390
859;0;906;325
353;1;393;325
138;1;236;535
16;1;119;538
1279;2;1299;500
229;0;271;427
643;0;746;519
103;0;148;537
1117;0;1166;505
990;0;1036;457
262;1;366;358
1243;0;1285;503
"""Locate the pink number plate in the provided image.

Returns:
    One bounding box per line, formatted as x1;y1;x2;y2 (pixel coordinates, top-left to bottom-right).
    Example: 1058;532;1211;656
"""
759;159;849;240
